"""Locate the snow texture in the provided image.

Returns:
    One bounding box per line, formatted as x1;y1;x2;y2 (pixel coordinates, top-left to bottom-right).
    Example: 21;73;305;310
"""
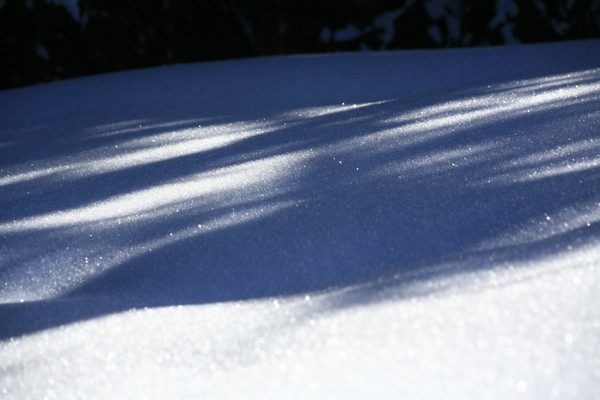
1;39;600;399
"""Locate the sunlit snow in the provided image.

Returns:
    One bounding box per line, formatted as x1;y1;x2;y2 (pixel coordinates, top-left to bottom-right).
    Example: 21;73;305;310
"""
1;39;599;399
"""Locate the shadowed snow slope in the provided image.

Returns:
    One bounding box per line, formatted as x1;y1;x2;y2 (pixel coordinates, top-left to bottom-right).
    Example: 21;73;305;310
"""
1;40;599;399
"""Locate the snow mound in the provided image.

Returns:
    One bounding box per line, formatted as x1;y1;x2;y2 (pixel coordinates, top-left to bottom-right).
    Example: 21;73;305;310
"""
1;39;599;399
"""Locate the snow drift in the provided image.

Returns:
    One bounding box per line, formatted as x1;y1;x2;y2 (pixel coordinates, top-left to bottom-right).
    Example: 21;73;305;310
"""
1;39;599;399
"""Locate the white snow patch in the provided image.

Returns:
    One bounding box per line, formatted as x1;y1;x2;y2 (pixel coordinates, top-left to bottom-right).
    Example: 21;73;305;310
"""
0;151;304;233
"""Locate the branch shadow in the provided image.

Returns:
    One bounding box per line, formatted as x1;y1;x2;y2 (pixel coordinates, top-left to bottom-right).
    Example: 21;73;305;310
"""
1;43;599;339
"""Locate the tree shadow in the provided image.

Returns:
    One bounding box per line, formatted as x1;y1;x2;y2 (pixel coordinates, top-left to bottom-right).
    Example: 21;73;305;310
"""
1;43;599;339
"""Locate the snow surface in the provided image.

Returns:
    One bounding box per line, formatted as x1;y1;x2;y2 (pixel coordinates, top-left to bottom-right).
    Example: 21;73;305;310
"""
1;39;600;399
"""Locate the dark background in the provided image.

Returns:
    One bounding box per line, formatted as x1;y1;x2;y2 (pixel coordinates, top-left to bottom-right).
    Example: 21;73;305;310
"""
1;0;599;90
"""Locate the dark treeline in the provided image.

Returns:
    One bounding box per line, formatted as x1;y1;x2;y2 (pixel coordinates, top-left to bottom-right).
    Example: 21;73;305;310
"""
1;0;599;90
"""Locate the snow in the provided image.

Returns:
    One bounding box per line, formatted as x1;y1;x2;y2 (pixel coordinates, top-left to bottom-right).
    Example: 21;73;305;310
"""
489;0;520;44
47;0;80;20
1;39;600;399
332;24;362;42
372;8;403;47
